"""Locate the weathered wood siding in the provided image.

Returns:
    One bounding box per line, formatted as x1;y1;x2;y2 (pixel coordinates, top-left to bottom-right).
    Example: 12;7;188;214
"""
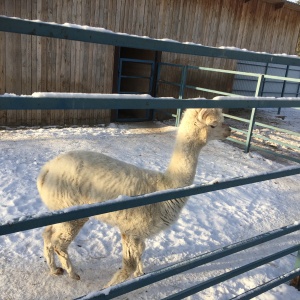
0;0;299;126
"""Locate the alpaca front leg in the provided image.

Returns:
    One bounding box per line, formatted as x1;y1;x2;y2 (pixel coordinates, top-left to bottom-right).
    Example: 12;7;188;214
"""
103;234;145;288
47;219;88;280
133;239;145;277
43;226;64;276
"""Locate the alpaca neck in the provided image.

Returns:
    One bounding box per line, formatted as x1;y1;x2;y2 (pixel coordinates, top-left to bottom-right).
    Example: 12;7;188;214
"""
164;112;207;187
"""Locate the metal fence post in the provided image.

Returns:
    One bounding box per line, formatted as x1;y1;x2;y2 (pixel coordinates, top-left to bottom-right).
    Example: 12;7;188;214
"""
278;65;290;115
295;250;300;269
245;74;264;153
175;65;188;126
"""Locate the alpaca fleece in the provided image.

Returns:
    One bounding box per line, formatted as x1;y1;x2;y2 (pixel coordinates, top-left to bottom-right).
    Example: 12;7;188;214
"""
37;108;231;287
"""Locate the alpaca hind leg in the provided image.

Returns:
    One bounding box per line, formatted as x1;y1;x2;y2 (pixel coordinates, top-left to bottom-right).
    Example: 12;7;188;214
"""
104;234;145;288
50;218;88;280
133;239;145;277
43;225;64;276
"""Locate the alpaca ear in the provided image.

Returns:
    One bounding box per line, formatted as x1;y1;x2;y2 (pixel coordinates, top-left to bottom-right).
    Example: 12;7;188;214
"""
197;108;222;127
197;109;210;123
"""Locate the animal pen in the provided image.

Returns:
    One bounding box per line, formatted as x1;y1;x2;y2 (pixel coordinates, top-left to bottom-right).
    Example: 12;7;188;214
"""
0;16;300;299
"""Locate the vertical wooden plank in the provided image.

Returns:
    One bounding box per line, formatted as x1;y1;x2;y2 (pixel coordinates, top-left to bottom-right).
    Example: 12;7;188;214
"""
34;0;43;125
38;0;48;125
0;1;6;125
30;0;38;126
74;0;82;124
281;10;294;54
5;0;21;126
68;0;78;124
44;0;54;125
290;12;300;55
142;0;151;37
60;0;71;125
0;3;6;95
54;0;63;125
21;0;33;125
49;0;57;125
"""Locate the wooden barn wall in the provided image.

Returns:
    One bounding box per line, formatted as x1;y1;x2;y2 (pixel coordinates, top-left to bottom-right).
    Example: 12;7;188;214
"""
0;0;299;126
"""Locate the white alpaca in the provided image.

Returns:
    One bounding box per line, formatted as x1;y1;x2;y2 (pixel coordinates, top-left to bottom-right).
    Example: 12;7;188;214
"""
37;108;231;287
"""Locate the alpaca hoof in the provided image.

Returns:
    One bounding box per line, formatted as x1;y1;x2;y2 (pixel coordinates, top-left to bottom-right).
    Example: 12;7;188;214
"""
52;267;64;276
70;273;81;280
133;271;145;277
290;276;300;290
102;283;110;289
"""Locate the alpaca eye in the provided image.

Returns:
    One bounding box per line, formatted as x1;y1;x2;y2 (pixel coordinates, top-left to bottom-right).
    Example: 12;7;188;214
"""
210;125;216;129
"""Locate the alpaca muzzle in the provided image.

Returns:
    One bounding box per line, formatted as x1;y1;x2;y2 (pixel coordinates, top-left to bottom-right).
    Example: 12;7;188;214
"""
222;124;231;138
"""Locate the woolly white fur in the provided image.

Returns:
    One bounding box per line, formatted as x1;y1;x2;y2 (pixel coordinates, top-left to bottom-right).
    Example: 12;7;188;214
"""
37;108;231;287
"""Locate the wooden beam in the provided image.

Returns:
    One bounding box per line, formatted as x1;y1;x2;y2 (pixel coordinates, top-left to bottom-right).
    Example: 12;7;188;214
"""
274;2;285;10
262;0;286;10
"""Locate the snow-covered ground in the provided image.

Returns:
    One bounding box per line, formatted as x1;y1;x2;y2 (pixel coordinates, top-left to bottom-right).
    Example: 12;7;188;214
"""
225;107;300;163
0;108;299;300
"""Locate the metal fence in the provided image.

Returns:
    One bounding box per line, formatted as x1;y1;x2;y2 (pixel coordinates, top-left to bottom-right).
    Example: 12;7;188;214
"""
156;62;300;162
1;15;300;300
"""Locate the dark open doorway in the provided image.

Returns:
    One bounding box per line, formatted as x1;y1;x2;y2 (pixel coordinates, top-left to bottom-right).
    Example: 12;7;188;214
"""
112;47;161;122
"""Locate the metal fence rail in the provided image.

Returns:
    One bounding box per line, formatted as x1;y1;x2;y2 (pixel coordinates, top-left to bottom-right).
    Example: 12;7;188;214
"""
1;16;300;66
1;165;299;236
156;62;300;161
1;15;300;300
0;94;300;110
73;223;300;300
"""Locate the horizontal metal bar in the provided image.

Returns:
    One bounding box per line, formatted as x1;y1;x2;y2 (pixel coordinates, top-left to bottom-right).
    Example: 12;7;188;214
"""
120;58;155;64
185;85;240;96
224;113;300;137
187;65;262;78
230;127;248;135
263;74;300;83
1;16;300;66
254;122;300;137
226;137;247;145
163;244;300;300
231;268;300;300
120;75;151;80
75;223;300;300
167;63;300;82
248;144;300;163
157;80;182;87
227;137;300;163
159;62;185;69
224;113;251;123
1;95;300;110
1;166;299;236
251;133;300;150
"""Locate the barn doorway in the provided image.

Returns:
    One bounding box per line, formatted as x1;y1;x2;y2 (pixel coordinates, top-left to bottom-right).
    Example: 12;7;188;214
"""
112;47;161;122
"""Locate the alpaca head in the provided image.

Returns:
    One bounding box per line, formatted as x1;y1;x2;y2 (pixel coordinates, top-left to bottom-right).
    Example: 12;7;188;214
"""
181;108;231;143
195;108;231;142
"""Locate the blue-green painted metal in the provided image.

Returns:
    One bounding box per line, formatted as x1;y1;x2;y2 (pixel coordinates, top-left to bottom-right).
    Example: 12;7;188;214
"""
278;65;289;115
224;113;300;137
231;268;300;300
1;16;300;66
185;84;239;96
116;58;155;121
295;251;300;269
163;245;300;300
247;144;300;163
251;132;300;150
246;74;264;153
1;95;300;110
74;222;300;300
1;15;300;300
1;166;299;236
156;61;299;160
175;65;188;126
